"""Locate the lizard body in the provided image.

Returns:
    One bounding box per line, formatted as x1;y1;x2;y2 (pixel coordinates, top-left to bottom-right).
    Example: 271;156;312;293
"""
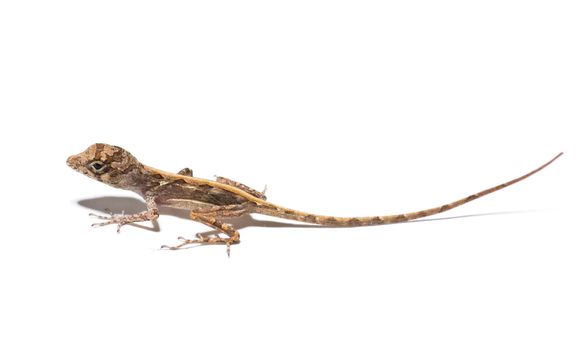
67;143;562;255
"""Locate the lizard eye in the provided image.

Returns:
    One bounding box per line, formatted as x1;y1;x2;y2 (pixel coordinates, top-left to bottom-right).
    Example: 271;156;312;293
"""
89;161;107;174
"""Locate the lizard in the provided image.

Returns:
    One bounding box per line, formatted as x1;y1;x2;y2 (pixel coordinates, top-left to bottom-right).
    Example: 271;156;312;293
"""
67;143;563;256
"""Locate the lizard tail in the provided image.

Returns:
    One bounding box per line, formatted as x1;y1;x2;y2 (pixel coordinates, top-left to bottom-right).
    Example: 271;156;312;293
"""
254;152;563;227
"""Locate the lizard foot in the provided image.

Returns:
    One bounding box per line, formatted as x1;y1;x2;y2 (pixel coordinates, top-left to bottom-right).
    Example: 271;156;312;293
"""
89;209;127;233
160;235;239;256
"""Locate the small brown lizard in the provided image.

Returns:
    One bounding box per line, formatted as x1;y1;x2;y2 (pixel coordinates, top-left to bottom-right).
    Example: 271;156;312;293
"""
67;144;562;255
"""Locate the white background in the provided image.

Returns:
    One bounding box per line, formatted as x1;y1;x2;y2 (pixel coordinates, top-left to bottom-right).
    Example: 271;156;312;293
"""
1;1;579;349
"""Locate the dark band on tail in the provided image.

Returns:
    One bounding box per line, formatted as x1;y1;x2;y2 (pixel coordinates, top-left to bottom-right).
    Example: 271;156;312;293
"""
255;152;563;226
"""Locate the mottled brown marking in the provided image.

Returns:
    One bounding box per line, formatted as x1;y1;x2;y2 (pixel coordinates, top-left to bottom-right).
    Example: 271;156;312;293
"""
348;218;361;225
371;216;382;225
304;214;317;223
466;194;478;201
394;214;407;222
67;144;563;255
325;217;338;224
155;180;248;207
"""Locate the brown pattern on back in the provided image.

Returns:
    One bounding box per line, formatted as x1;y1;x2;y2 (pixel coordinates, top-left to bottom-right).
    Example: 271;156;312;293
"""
155;179;249;207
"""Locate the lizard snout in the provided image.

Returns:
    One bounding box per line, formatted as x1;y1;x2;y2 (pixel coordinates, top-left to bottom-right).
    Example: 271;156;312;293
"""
66;154;81;170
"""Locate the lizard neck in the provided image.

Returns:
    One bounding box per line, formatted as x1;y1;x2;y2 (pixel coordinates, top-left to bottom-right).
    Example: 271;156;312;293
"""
127;166;168;196
102;161;163;195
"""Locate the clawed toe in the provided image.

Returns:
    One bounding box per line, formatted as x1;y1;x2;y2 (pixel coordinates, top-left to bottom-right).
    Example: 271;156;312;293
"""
160;234;237;257
89;213;109;220
89;210;128;233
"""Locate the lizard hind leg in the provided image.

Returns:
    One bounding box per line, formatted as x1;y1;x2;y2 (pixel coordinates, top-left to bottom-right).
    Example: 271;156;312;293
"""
162;214;241;256
161;205;249;256
215;176;267;200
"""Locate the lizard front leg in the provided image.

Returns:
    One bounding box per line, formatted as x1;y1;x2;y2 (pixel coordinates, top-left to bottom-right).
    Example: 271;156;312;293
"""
90;196;159;233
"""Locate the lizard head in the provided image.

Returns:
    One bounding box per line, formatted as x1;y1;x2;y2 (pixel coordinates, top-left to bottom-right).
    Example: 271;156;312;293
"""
67;143;144;189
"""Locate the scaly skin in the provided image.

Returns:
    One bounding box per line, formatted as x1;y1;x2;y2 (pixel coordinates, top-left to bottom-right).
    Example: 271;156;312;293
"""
67;143;563;255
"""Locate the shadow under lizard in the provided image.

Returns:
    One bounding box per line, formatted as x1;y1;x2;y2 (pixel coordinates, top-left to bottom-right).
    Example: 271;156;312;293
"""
67;144;563;256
